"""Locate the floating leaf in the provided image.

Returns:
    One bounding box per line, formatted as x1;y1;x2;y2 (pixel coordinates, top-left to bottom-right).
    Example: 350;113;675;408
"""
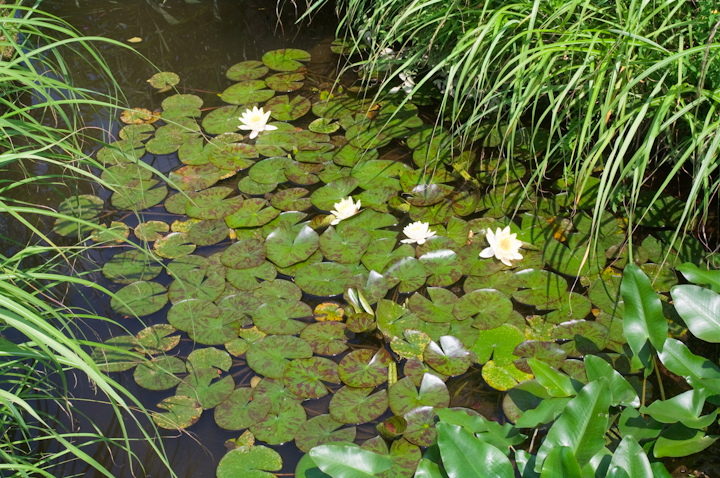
221;80;275;104
385;257;427;293
407;288;457;323
207;143;258;171
216;445;282;478
418;250;462;287
120;107;158;125
295;415;356;453
265;95;311;121
252;299;312;335
265;71;304;91
246;335;313;379
90;336;143;373
119;123;154;142
111;281;168;317
309;117;340;134
226;60;269;81
152;395;202;430
453;288;513;329
167;299;218;332
225;198;281;228
262;48;311;71
134;324;180;354
177;366;234;409
153;232;195;259
423;336;473;376
214;388;272;430
187;218;229;246
338;348;391;388
111;184;168;211
329;386;389;424
254;279;302;302
255;131;298;157
283;356;340;398
295;262;354;296
265;224;319;268
249;399;306;445
482;360;533;391
320;226;371;264
388;375;449;416
133;356;185;391
148;71;179;89
103;249;162;284
391;330;432;361
168;163;222;191
221;237;266;269
300;321;349;356
403;406;438;447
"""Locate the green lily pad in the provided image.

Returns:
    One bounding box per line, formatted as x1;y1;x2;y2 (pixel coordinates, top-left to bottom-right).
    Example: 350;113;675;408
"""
167;255;208;280
111;281;168;317
119;123;154;142
350;159;407;190
388;375;450;416
145;133;186;155
226;60;269;81
300;322;349;356
252;299;312;335
265;72;304;92
337;209;397;233
186;310;243;346
552;320;609;356
262;48;311;71
329;386;389;424
221;80;275;104
152;395;202;430
385;257;427;293
254;377;303;413
102;249;162;284
177;137;209;165
403;406;438;447
509;269;568;308
295;262;354;296
283;356;341;399
225;198;281;228
148;71;179;89
248;156;292;184
362;240;414;273
225;262;276;290
133;356;185;391
249;399;307;445
187;218;229;246
285;160;323;185
391;330;432;361
453;289;513;329
90;221;129;243
167;299;218;332
265;95;311;121
238;177;279;195
270;187;311;211
97;140;145;166
208;143;258;171
408;199;453;226
111;185;168;211
310;177;360;211
513;341;567;372
221;237;266;269
482;360;533;391
320;225;371;264
407;288;457;323
265;223;319;268
90;336;143;373
246;335;313;379
177;366;235;409
101;163;153;188
472;324;526;366
295;131;331;151
255;131;298;157
356;187;397;213
134;221;169;242
254;279;303;302
201;105;243;135
338;348;392;388
168;163;222;191
362;436;421;478
187;347;232;371
134;324;180;354
153;232;195;259
544;292;593;324
309;117;340;134
214;387;272;430
216;445;282;478
640;263;678;292
295;415;356;453
418;250;462;287
588;274;624;318
423;336;473;376
376;299;419;341
403;358;449;387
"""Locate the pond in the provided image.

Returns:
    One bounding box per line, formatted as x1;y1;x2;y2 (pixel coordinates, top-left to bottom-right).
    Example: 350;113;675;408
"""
26;2;720;478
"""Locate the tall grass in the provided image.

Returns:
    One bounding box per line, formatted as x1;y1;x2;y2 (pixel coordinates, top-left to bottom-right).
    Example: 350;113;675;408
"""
0;4;175;477
306;0;720;247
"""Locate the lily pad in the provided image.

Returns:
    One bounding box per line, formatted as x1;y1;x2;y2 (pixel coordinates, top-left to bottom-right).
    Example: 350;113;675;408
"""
418;250;462;287
262;48;311;71
226;60;269;81
214;387;272;430
249;399;307;445
265;223;319;268
300;322;349;356
376;299;420;341
168;163;222;191
388;375;450;416
201;105;243;135
390;330;432;361
167;299;218;332
309;117;340;134
97;140;145;165
110;281;168;317
338;348;392;388
225;198;281;228
152;395;202;430
255;131;298;157
482;360;533;391
187;218;229;246
283;356;340;399
246;335;313;378
362;436;421;478
329;386;389;424
111;185;168;211
216;445;282;478
295;262;354;296
148;71;179;89
362;240;414;273
310;177;360;211
270;187;311;211
133;356;185;391
403;358;449;387
254;378;303;413
320;226;371;264
238;176;278;195
221;237;266;269
295;415;356;453
252;299;312;335
177;366;235;409
103;249;162;284
403;406;438;446
221;80;275;104
208;143;258;171
265;95;311;121
119;123;154;142
153;232;195;259
453;289;513;329
385;257;427;293
407;288;457;323
90;336;143;373
134;324;180;354
423;336;473;376
265;72;304;92
254;279;303;302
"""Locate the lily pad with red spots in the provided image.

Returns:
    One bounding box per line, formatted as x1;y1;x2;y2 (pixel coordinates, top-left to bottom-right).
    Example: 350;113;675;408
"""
265;95;311;121
246;335;313;379
262;48;311;72
214;387;272;430
283;356;341;399
176;366;235;409
329;386;389;424
338;348;392;388
423;336;473;376
265;224;319;268
221;80;275;104
226;60;268;81
225;198;281;228
402;406;437;446
407;288;457;323
133;356;185;391
452;288;514;329
295;414;356;453
388;375;449;416
152;395;202;430
221;237;266;269
249;399;307;445
300;321;349;356
252;299;312;335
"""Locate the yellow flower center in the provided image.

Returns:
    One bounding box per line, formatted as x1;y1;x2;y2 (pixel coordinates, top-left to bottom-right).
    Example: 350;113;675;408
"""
250;115;262;122
500;237;512;251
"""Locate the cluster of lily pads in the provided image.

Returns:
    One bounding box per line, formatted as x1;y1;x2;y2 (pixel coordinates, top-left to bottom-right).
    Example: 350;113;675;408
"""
53;47;715;477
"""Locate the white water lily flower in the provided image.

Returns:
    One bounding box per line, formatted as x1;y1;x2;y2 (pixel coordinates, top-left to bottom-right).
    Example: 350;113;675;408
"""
238;106;277;139
389;72;416;96
401;221;436;244
330;197;361;225
479;226;523;266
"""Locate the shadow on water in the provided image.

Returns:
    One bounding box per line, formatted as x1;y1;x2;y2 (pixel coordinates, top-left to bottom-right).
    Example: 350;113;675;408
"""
11;1;342;477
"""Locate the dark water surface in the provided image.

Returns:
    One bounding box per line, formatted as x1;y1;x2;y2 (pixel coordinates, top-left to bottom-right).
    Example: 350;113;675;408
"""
38;2;341;477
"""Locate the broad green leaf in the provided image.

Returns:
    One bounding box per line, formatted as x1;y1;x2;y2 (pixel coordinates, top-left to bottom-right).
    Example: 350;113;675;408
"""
653;423;718;458
338;348;391;388
639;389;714;428
309;445;392;478
671;284;720;343
540;447;582;478
226;60;268;80
527;358;578;398
437;422;514;478
607;436;652;478
152;395;202;430
584;355;638;407
252;299;312;335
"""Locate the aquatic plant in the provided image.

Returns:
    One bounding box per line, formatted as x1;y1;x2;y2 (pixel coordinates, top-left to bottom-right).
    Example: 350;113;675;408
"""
0;4;174;476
